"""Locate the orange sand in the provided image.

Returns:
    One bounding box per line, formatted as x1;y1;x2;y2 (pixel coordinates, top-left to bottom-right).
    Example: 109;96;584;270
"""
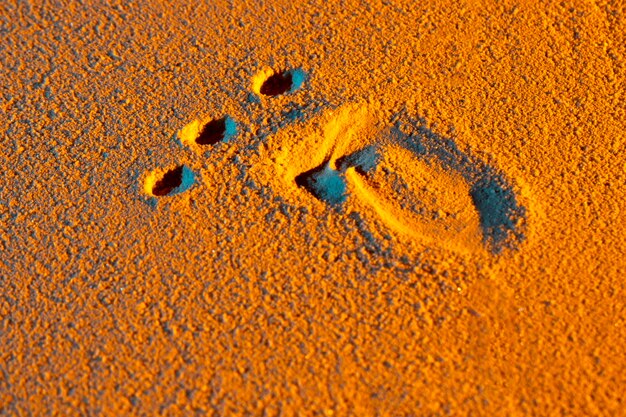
1;1;625;415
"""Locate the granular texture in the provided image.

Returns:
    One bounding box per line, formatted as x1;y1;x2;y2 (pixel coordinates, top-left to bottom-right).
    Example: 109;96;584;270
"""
0;1;625;416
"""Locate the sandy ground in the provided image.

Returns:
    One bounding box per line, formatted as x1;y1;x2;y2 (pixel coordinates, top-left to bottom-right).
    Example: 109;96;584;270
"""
1;0;625;415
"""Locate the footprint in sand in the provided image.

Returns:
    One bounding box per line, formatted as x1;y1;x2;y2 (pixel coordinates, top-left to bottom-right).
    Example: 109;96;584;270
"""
142;67;526;255
253;104;527;255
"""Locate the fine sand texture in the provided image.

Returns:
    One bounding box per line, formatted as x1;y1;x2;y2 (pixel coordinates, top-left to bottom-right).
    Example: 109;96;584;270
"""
1;1;625;415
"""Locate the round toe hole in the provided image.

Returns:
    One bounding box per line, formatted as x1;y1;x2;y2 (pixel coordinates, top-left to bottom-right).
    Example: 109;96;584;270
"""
259;69;305;97
260;71;292;96
149;165;194;197
152;166;183;196
196;116;236;145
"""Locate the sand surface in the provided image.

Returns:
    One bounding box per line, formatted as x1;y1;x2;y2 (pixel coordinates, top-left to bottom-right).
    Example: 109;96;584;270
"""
1;1;625;415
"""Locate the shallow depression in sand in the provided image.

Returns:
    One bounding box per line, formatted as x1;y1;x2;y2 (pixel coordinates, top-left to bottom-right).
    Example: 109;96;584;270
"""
253;68;306;97
251;103;526;254
144;165;195;197
196;116;236;145
348;144;485;253
178;115;237;150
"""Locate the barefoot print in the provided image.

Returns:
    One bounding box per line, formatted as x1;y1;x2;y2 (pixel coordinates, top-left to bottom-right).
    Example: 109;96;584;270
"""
141;66;526;254
251;103;526;254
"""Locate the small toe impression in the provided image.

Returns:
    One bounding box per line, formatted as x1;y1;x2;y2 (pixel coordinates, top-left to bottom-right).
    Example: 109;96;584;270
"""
254;68;306;97
145;165;195;197
178;116;237;150
196;116;237;146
